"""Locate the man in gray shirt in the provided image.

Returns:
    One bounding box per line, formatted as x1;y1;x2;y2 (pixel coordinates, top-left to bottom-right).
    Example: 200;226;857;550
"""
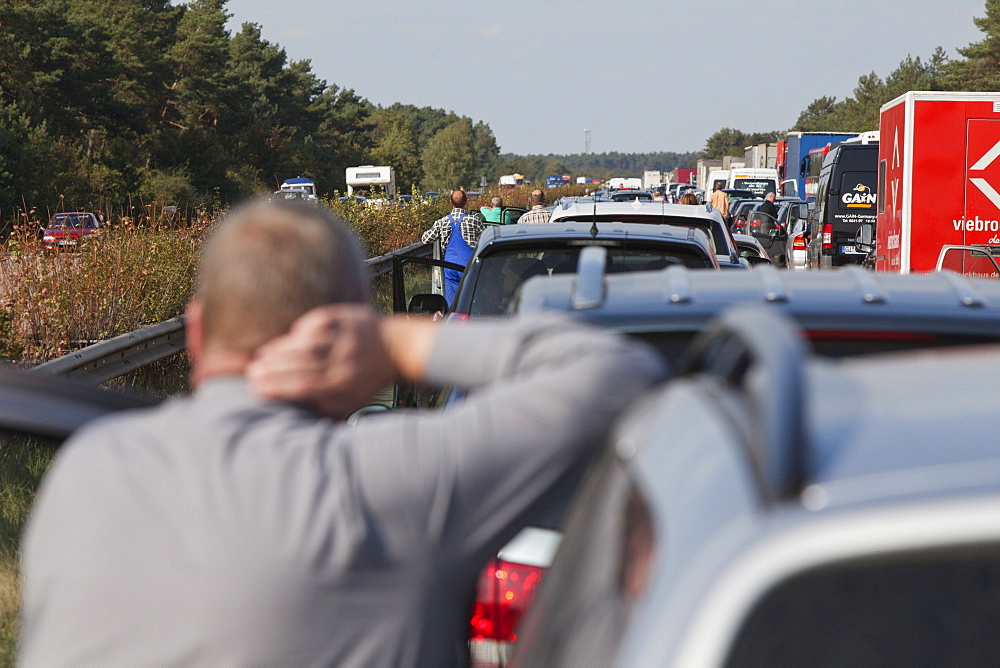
20;199;665;666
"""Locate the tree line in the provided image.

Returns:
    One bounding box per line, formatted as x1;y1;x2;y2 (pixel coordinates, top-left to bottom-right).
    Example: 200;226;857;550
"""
699;0;1000;161
495;151;697;184
0;0;500;221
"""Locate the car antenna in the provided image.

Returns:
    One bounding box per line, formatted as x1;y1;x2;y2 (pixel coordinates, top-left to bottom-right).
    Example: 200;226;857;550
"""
590;190;598;238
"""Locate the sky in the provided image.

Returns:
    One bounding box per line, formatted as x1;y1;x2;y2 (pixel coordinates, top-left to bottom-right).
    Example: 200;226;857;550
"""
224;0;988;156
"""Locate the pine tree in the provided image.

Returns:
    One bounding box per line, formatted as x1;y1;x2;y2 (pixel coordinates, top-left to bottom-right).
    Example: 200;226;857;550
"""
946;0;1000;90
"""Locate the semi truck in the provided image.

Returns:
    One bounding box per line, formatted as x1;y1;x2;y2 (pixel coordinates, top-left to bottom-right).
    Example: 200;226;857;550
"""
776;132;860;200
875;91;1000;274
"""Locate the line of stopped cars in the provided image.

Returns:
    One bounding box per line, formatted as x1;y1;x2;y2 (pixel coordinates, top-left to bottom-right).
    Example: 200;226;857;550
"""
7;190;1000;667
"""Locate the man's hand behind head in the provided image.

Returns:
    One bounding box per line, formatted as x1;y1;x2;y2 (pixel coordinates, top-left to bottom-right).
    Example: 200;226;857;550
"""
247;305;440;419
247;305;396;419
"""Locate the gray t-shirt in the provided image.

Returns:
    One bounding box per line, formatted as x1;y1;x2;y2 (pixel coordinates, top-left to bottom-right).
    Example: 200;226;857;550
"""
20;315;665;667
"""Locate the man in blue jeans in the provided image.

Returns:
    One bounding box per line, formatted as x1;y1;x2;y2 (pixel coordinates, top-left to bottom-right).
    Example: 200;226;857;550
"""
421;190;484;303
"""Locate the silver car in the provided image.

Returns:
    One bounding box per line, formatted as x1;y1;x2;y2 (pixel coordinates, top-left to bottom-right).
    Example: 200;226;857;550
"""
513;305;1000;666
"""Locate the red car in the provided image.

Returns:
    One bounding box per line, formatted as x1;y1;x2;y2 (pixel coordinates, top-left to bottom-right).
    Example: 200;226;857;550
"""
42;212;102;250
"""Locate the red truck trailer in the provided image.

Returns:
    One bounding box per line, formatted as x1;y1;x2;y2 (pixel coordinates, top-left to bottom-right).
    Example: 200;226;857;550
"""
877;91;1000;274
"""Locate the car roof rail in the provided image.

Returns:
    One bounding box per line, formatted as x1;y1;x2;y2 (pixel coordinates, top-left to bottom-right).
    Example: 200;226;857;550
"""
937;270;986;308
754;264;789;302
841;265;887;304
680;306;809;504
664;265;693;304
571;245;607;310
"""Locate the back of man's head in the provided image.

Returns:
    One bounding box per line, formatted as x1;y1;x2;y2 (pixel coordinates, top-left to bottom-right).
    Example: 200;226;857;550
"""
197;199;368;354
714;183;723;191
529;190;546;206
491;196;503;208
451;190;467;209
766;192;776;201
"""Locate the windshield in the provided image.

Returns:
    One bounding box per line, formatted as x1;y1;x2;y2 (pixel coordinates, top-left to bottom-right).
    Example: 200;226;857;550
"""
469;242;713;316
733;179;777;197
49;214;96;229
555;216;723;254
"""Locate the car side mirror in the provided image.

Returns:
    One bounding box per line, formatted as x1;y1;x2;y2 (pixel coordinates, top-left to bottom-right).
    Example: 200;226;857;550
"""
408;293;448;315
746;255;771;266
797;203;809;219
855;223;874;250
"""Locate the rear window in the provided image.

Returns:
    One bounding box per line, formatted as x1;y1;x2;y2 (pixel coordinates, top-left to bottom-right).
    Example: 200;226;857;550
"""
726;545;1000;667
555;216;723;255
732;179;777;197
469;243;713;316
611;192;653;202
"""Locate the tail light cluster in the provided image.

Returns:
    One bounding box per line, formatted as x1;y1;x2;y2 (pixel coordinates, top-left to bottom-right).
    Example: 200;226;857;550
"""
470;558;543;643
821;223;833;255
792;234;807;251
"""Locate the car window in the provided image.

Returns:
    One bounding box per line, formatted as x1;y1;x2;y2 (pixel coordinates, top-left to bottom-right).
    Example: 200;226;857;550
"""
469;243;713;316
726;545;1000;667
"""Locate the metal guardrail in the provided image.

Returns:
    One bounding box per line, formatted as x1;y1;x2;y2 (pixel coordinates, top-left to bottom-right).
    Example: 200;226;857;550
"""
32;317;187;384
31;241;433;383
368;241;431;278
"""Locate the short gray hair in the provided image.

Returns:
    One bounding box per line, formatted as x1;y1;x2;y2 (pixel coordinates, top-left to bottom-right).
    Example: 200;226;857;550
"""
197;198;369;353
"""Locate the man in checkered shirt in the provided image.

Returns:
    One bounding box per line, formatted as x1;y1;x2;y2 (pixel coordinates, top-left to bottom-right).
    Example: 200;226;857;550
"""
518;190;552;224
421;190;485;303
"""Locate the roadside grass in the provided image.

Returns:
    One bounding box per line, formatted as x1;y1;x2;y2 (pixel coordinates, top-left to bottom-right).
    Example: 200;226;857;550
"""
0;437;56;665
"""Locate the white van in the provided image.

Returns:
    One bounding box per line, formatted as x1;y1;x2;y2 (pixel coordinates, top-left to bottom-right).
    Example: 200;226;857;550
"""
705;170;730;194
727;168;778;197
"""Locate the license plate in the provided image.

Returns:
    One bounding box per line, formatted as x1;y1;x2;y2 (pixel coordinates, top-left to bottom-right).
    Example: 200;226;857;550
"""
841;245;864;254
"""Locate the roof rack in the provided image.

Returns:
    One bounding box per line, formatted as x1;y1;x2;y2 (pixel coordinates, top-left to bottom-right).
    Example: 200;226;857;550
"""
754;264;789;303
841;265;887;304
571;246;607;310
937;270;986;308
681;306;809;503
664;265;693;304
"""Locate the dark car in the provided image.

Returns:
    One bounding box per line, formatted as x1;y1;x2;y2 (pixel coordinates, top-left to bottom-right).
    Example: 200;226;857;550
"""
42;212;102;250
807;143;879;269
445;222;719;319
730;199;762;234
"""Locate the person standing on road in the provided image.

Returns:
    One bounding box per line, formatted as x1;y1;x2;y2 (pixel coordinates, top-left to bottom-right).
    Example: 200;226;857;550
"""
709;182;731;225
480;195;503;224
756;191;779;221
518;189;552;224
420;190;484;303
19;198;665;668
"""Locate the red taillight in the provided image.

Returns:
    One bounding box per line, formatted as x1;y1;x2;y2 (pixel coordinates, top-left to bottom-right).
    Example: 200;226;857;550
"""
469;559;544;643
792;234;807;251
805;330;939;342
446;312;470;322
821;224;833;253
